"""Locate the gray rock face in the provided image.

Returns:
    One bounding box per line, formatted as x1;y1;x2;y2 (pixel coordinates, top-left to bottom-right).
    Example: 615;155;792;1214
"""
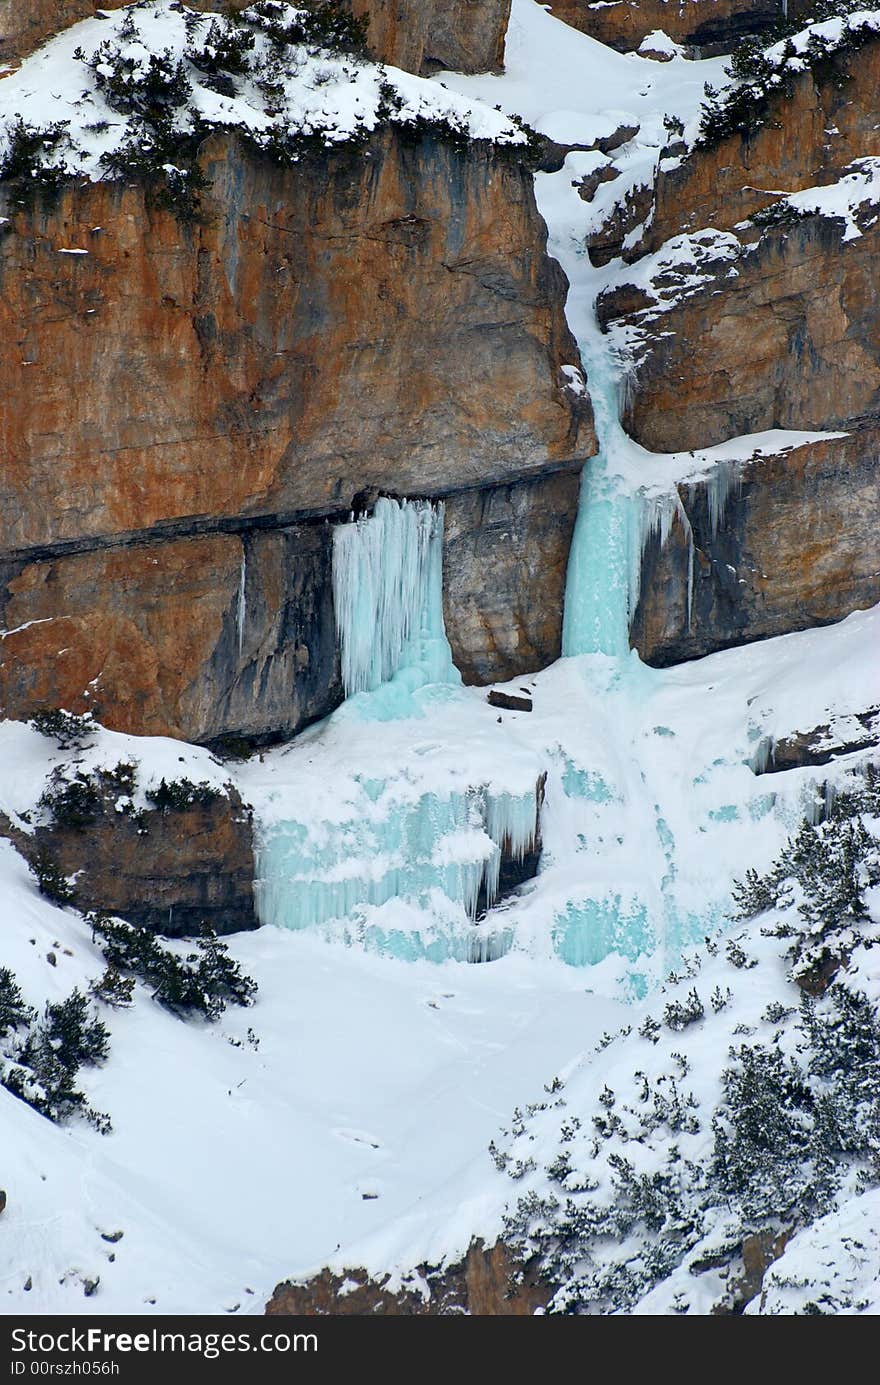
442;467;582;685
632;430;880;666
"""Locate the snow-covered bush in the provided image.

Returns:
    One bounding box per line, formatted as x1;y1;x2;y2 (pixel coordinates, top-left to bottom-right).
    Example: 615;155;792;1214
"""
734;765;880;992
1;984;111;1133
494;761;880;1314
698;6;880;148
89;914;257;1020
29;708;96;752
31;849;77;906
0;1;530;219
144;776;222;812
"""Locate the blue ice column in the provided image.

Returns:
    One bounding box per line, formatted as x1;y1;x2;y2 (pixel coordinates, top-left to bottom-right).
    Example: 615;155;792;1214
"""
332;497;459;707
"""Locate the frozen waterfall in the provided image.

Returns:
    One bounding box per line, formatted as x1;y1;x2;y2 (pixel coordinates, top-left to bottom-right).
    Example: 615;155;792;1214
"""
332;497;458;699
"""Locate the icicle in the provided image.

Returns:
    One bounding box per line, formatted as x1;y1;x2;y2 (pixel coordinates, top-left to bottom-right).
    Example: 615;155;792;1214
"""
485;788;540;862
823;780;838;819
704;459;741;539
636;488;696;630
237;546;247;656
332;497;455;697
749;736;775;775
253;777;543;952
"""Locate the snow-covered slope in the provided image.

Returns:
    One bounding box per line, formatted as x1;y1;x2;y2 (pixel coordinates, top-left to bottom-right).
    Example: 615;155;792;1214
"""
2;600;877;1314
2;0;878;1317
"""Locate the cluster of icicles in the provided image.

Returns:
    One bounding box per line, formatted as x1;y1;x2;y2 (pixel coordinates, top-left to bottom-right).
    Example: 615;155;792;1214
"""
253;436;743;964
256;781;542;950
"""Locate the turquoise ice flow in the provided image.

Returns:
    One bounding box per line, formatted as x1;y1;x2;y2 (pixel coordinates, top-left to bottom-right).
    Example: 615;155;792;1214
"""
251;221;780;980
251;307;767;975
254;494;543;962
331;498;459;705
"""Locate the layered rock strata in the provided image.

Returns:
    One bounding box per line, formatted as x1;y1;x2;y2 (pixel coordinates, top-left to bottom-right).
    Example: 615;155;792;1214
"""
0;129;593;740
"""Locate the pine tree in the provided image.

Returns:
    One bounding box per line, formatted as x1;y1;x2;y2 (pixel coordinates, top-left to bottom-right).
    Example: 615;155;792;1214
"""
0;968;34;1040
42;989;110;1068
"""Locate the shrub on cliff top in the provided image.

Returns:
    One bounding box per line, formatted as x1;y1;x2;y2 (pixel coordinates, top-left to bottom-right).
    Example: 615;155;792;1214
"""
0;1;530;218
697;6;880;149
29;708;95;751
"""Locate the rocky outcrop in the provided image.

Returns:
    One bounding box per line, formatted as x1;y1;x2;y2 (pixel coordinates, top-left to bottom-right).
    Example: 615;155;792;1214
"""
266;1239;551;1314
0;1;511;74
631;430;880;665
638;36;880;258
586;179;653;267
443;467;581;685
0;128;593;740
6;778;256;936
544;0;792;55
0;524;342;744
592;26;880;667
601;211;880;453
347;0;511;73
750;708;880;775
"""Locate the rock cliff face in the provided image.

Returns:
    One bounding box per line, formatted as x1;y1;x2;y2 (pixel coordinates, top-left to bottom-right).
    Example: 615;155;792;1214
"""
346;0;511;73
632;430;880;665
0;0;511;73
638;37;880;257
0;525;341;743
602;212;880;453
1;132;589;549
585;24;880;665
265;1240;550;1315
544;0;793;54
0;129;593;740
4;781;256;936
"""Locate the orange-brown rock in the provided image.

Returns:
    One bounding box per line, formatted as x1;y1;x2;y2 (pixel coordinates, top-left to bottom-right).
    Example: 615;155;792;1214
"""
544;0;788;54
639;36;880;257
6;776;256;936
266;1239;551;1315
0;127;593;736
0;1;511;74
0;524;341;742
346;0;512;73
632;429;880;665
0;130;592;553
603;212;880;453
